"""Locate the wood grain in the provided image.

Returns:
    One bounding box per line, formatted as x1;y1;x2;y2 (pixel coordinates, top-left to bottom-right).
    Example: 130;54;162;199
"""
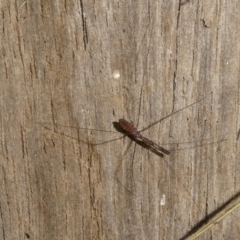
1;0;240;239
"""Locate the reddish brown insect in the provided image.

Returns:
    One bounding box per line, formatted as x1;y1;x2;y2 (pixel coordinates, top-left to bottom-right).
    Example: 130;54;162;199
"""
118;118;170;156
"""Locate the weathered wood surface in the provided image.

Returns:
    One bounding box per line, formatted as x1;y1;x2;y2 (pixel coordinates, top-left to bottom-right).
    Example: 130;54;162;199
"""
1;0;240;239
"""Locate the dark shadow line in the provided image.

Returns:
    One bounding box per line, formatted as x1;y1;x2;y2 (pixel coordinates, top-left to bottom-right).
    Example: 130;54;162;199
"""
136;87;143;128
179;190;240;240
237;129;240;140
180;0;190;5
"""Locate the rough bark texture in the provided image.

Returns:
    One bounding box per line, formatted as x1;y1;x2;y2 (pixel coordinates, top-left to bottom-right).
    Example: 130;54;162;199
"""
1;0;240;239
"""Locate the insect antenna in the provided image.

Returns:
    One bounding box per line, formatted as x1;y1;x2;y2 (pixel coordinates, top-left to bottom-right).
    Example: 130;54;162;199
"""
139;97;205;133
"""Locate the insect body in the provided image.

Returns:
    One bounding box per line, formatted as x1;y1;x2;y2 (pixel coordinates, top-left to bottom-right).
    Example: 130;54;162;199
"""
118;119;170;156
